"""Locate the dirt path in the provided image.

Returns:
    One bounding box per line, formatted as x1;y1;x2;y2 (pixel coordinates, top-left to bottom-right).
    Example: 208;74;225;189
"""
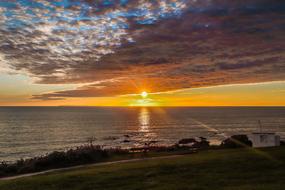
0;154;185;181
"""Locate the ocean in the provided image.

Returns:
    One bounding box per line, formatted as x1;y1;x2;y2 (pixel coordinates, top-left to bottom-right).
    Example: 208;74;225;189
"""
0;107;285;161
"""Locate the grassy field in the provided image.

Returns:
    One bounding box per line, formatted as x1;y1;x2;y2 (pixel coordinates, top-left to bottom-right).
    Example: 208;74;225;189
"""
0;147;285;190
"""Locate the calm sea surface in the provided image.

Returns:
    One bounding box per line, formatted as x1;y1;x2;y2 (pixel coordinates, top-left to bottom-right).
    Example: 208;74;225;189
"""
0;107;285;161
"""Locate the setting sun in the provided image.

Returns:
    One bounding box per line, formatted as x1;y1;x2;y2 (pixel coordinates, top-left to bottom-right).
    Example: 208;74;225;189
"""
0;1;285;188
141;91;148;98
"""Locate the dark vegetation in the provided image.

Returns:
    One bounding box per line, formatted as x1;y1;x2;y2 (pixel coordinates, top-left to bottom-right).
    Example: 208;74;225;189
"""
0;145;128;178
221;134;253;148
0;134;283;178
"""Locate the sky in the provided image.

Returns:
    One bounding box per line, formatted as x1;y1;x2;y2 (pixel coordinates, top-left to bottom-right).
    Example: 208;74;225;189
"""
0;0;285;106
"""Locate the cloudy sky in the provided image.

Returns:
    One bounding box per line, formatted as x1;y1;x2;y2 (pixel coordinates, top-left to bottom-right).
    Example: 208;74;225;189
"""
0;0;285;106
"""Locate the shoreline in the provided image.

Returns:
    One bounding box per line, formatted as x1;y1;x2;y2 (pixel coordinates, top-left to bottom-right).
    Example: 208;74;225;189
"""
1;135;284;179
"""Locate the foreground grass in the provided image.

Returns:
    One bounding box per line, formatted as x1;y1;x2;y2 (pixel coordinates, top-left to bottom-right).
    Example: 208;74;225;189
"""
0;147;285;190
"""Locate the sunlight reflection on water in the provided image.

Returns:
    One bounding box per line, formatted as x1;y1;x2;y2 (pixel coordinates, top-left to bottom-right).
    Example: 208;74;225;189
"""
139;108;150;133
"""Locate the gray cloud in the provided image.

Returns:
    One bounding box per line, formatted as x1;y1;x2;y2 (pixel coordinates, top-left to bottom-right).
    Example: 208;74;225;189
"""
0;0;285;100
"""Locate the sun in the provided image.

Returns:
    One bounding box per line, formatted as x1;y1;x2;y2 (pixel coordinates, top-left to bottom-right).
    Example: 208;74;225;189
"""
141;91;148;98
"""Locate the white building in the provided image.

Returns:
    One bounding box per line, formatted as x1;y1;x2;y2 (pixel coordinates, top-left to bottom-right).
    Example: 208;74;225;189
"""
250;132;280;148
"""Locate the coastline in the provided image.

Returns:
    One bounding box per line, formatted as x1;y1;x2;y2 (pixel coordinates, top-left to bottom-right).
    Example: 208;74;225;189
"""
2;134;283;179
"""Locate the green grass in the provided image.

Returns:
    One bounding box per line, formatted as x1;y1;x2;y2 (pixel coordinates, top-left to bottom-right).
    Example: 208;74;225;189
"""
0;147;285;190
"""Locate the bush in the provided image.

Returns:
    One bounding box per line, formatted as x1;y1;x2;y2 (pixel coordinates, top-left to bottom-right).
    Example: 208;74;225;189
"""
193;137;210;149
221;135;252;148
0;144;129;178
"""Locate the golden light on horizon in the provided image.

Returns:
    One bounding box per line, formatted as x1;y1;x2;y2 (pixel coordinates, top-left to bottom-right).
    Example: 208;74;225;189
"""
141;91;148;98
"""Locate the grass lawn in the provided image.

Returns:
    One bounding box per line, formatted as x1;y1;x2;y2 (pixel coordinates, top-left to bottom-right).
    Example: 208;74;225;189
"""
0;147;285;190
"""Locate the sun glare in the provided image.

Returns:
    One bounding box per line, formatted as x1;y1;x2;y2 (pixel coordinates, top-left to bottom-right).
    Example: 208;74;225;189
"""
141;91;148;98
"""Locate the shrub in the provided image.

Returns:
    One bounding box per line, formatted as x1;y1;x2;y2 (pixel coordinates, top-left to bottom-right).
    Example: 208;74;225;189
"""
221;135;252;148
0;144;129;178
193;137;210;149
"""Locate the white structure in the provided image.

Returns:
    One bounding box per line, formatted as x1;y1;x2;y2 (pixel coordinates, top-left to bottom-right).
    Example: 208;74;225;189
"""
250;132;280;148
